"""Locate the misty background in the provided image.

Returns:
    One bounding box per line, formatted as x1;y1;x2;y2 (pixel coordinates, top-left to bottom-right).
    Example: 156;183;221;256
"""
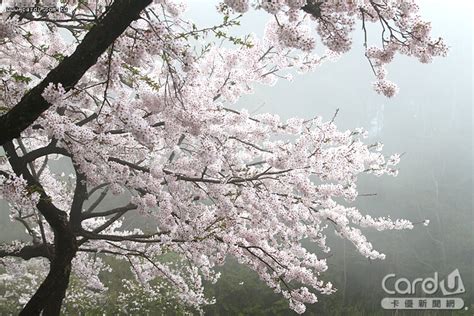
185;1;473;314
0;0;472;314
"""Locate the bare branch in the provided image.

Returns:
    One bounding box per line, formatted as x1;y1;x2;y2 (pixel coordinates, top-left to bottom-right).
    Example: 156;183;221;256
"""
0;243;53;260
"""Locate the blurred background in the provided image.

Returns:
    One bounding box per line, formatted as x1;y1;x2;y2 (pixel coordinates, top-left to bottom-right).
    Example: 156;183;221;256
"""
1;1;472;315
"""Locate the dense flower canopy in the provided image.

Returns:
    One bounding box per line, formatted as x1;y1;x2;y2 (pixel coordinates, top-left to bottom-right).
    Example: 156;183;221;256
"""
0;0;443;313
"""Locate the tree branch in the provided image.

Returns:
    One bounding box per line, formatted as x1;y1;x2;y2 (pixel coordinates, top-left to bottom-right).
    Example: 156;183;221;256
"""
82;203;136;219
21;142;70;162
0;243;53;260
301;1;322;19
79;229;170;244
0;0;153;145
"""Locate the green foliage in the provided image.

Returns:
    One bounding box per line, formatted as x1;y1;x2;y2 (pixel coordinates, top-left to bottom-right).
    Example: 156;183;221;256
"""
176;13;253;49
52;52;66;62
1;251;472;315
122;63;161;91
0;67;32;85
0;256;193;315
0;106;9;114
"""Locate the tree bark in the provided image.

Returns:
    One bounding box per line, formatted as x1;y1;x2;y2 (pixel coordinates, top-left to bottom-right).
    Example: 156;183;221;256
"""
0;0;153;145
19;225;77;316
3;141;78;315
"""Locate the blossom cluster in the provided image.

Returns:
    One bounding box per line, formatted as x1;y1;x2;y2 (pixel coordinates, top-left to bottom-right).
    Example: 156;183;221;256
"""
0;0;439;313
218;0;447;96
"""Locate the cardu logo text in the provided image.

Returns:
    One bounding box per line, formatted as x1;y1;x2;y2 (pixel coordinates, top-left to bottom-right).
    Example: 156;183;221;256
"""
381;269;466;310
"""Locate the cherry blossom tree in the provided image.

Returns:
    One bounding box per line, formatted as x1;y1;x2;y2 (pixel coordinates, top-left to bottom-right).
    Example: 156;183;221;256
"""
0;0;446;314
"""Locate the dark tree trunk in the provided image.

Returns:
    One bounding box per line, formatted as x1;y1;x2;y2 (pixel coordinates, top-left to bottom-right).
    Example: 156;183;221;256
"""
1;0;154;313
19;225;77;316
3;141;79;315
